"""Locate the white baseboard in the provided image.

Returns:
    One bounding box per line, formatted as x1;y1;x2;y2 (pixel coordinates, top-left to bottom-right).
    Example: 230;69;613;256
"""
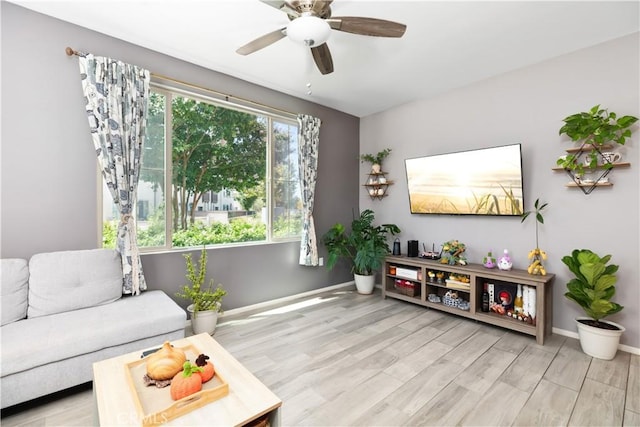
553;326;640;355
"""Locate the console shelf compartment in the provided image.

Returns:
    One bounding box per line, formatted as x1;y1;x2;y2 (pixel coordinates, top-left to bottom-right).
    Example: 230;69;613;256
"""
383;255;555;344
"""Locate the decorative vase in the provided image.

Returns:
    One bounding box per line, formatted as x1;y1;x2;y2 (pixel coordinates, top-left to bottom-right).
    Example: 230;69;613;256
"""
354;273;376;295
371;164;381;174
187;303;220;335
482;251;496;269
575;317;625;360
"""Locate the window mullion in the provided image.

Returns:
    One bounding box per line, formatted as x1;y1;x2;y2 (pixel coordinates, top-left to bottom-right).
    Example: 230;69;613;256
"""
165;92;173;250
266;116;273;241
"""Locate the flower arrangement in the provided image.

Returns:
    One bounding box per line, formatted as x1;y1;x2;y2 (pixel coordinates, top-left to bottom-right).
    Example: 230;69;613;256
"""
441;240;467;265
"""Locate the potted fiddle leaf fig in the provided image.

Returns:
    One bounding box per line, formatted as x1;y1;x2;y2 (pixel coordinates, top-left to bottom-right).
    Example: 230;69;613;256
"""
557;105;638;175
360;148;391;173
176;247;226;335
562;249;624;360
323;209;400;294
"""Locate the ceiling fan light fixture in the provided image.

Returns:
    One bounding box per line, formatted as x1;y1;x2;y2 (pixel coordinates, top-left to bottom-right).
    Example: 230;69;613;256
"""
287;15;331;47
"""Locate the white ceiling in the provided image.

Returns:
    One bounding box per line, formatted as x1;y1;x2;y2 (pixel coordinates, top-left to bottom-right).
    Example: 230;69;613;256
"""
11;0;640;117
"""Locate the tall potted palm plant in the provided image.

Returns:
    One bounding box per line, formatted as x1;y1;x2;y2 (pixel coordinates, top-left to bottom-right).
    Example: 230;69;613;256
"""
323;209;400;294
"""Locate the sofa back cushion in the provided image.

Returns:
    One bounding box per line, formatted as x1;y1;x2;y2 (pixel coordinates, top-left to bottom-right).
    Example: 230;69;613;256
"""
27;249;123;318
1;258;29;325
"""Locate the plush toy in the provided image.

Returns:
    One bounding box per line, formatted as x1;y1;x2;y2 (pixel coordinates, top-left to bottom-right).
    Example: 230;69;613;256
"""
497;249;513;271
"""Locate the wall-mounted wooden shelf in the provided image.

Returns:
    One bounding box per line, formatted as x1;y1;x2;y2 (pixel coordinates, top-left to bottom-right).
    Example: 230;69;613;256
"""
364;171;393;200
552;162;630;171
554;143;630;194
565;144;613;153
566;182;613;188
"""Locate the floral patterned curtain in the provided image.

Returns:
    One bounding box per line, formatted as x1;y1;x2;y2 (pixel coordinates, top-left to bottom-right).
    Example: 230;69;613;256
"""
78;54;150;295
297;114;321;266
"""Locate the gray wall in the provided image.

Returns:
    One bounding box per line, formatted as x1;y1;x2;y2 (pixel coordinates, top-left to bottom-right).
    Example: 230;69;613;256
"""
360;33;640;348
0;2;359;310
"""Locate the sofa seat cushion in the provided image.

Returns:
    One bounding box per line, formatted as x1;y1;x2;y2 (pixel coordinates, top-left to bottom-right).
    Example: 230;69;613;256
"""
1;290;185;377
27;249;123;318
1;259;29;326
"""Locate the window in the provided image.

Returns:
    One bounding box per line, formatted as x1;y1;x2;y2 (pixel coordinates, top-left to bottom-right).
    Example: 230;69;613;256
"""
102;86;302;250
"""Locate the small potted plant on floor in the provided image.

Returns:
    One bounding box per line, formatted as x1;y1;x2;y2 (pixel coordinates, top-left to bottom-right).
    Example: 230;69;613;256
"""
176;247;227;335
557;104;638;175
323;209;400;294
562;249;624;360
360;148;392;173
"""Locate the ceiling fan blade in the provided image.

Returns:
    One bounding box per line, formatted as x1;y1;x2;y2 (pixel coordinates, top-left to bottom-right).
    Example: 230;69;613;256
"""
236;28;287;55
311;43;334;75
328;17;406;38
310;0;333;17
259;0;299;17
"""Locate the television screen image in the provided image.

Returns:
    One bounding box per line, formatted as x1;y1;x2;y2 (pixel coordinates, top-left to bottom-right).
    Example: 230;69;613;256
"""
405;144;524;216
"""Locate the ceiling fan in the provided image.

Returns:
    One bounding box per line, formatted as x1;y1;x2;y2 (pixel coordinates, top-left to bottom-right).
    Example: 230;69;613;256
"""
236;0;407;75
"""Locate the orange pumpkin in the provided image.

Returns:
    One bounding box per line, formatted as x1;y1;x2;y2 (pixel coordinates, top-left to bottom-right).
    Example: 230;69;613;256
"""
146;341;186;380
195;353;215;383
170;361;203;401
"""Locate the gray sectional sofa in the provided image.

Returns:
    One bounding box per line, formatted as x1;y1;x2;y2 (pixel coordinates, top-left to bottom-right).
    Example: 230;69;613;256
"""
1;248;186;408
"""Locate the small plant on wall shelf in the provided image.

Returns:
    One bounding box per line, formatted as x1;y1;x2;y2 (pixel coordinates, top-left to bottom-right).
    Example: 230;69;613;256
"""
557;104;638;174
360;148;391;173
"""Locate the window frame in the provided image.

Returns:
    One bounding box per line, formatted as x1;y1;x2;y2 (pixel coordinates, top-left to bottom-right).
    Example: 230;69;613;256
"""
98;81;301;252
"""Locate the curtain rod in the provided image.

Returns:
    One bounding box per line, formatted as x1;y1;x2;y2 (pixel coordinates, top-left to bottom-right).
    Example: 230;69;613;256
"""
65;47;298;118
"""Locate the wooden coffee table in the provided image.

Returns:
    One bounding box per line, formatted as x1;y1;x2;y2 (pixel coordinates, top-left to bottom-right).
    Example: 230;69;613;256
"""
93;333;282;426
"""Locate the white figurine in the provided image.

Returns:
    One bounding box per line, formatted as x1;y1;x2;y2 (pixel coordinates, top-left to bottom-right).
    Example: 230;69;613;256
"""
497;249;513;271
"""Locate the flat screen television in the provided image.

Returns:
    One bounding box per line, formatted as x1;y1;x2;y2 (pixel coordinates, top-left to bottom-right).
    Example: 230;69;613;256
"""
405;143;524;216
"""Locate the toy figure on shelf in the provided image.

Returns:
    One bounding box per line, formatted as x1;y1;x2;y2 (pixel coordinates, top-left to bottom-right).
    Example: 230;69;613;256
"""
482;251;496;269
497;249;513;271
527;248;547;275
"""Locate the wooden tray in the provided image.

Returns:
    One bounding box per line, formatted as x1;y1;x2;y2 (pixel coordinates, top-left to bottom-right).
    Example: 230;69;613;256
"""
124;343;229;426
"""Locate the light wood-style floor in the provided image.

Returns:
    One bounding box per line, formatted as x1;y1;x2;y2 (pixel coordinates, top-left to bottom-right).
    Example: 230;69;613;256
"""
2;287;638;426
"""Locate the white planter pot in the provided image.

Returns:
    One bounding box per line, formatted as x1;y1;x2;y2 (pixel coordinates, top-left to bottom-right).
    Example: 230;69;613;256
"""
188;303;220;335
576;317;625;360
354;273;376;295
